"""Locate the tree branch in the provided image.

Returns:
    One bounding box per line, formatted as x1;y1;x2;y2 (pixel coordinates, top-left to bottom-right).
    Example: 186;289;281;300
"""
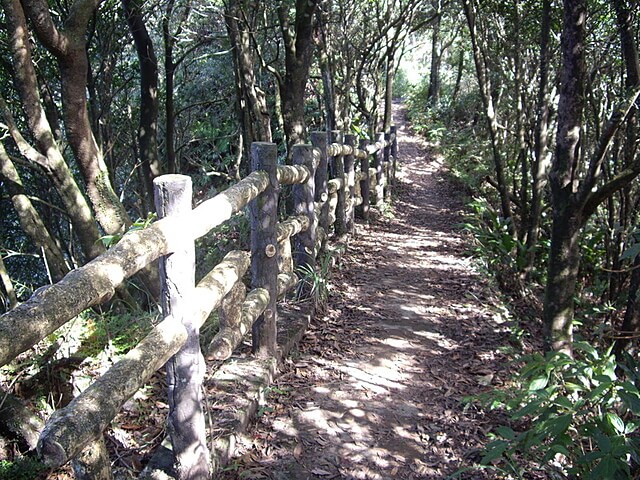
0;94;50;170
583;162;640;220
19;0;68;56
579;86;640;203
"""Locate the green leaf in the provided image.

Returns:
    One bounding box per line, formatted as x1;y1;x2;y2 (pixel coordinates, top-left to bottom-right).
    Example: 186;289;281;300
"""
588;383;611;400
605;413;625;435
528;375;549;391
480;440;509;465
546;414;573;440
595;431;613;454
589;456;629;480
623;419;640;434
575;341;598;359
553;396;574;410
580;450;606;464
589;457;616;480
495;426;516;440
513;398;544;419
619;391;640;415
594;374;615;384
565;381;586;393
621;242;640;260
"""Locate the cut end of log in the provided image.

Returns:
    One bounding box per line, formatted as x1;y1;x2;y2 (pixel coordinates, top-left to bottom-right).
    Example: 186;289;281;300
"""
38;437;68;468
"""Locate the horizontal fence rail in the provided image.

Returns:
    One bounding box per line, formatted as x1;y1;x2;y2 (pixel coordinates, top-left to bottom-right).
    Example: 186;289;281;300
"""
0;128;397;478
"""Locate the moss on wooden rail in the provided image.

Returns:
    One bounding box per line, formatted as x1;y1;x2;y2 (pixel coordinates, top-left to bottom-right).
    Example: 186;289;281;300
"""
36;250;251;468
0;172;268;369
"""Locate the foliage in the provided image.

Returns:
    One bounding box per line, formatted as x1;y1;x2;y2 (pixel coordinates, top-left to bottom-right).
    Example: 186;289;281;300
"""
78;310;156;358
0;457;47;480
296;250;337;312
462;198;525;284
476;342;640;478
99;213;157;248
406;80;488;191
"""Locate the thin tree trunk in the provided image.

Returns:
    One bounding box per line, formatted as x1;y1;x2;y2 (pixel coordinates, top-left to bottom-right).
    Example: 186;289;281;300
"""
383;51;395;132
21;0;131;236
225;0;272;145
317;2;336;132
543;0;586;356
0;251;17;310
427;11;441;105
277;0;319;161
461;0;514;229
523;0;552;279
614;254;640;358
163;0;178;174
123;0;162;212
0;143;69;282
2;0;104;261
611;0;640;358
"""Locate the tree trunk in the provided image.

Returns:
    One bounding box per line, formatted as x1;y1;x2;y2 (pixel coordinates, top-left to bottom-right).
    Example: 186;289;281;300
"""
21;0;131;236
277;0;319;161
611;0;640;358
383;52;394;132
543;207;582;355
59;47;129;235
0;252;17;310
0;143;69;282
427;11;441;105
2;0;104;262
225;0;272;153
123;0;162;212
614;254;640;359
461;0;514;229
543;0;586;356
163;0;178;174
523;0;552;279
316;4;336;132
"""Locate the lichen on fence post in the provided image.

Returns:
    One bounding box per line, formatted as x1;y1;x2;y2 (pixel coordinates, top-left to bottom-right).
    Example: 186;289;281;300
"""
390;125;398;185
330;130;348;236
384;131;392;202
219;281;246;331
249;142;279;358
375;132;385;207
311;132;330;245
154;174;209;480
357;138;370;221
344;134;356;234
292;144;317;295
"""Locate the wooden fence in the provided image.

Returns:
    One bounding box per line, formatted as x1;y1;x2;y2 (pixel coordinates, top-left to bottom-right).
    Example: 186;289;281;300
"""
0;128;397;479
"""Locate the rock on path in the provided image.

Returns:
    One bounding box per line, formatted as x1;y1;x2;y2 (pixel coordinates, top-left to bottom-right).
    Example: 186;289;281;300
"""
220;105;509;480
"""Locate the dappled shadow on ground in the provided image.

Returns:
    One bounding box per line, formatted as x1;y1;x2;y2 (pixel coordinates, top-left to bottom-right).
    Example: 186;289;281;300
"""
219;105;510;479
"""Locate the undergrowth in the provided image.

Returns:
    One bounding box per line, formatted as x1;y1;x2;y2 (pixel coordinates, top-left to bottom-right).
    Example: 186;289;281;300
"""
405;82;640;478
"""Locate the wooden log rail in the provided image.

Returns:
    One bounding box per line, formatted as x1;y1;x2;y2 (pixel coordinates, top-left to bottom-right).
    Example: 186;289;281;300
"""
0;127;398;479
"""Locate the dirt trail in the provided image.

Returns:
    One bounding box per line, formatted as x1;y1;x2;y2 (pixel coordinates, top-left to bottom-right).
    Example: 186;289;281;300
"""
220;105;509;479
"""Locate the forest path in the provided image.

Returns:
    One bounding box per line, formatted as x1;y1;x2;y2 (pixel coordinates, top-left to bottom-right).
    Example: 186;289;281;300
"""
220;104;509;480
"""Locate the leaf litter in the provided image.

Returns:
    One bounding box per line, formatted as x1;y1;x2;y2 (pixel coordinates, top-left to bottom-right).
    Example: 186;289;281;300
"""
218;104;513;479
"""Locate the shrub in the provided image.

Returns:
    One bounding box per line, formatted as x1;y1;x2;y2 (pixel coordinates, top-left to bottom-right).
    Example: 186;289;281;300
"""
476;342;640;479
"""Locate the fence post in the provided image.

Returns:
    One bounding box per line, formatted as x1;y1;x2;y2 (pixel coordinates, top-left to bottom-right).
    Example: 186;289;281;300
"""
311;131;330;243
249;142;279;358
357;138;370;221
384;131;392;202
344;134;356;234
375;132;385;207
153;174;209;480
330;130;348;236
292;144;317;274
390;125;398;186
